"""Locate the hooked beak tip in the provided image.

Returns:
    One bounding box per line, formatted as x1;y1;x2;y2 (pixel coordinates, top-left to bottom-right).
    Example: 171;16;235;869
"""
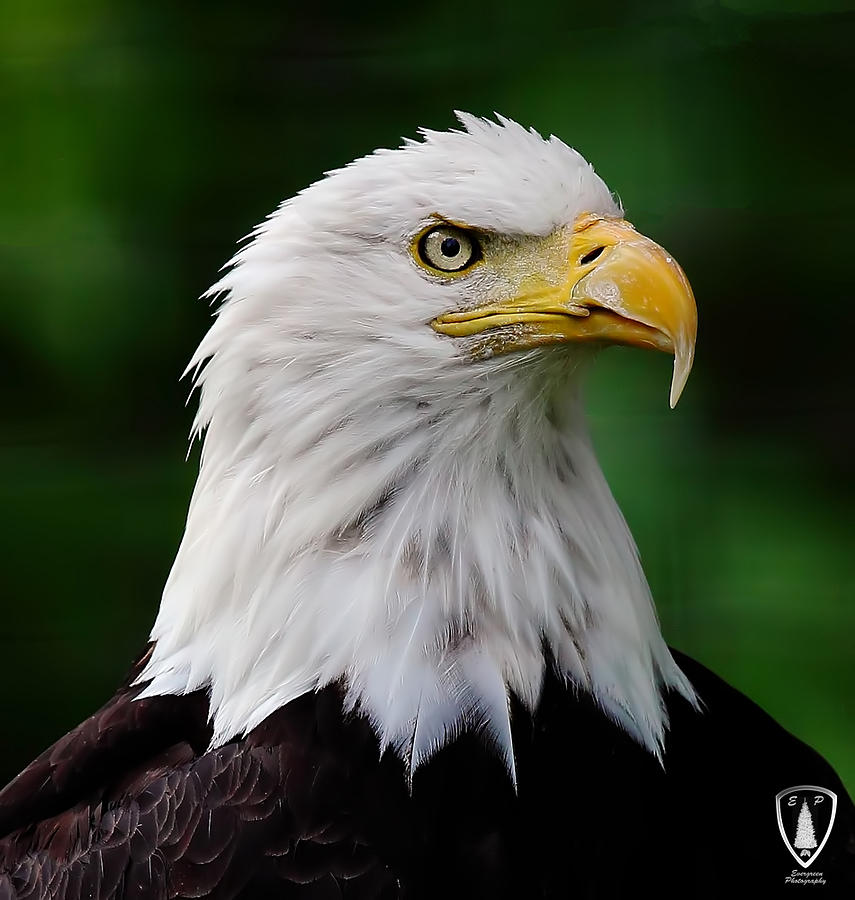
668;333;695;408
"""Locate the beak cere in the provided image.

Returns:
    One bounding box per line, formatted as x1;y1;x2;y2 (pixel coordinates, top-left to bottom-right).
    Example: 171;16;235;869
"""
431;213;698;407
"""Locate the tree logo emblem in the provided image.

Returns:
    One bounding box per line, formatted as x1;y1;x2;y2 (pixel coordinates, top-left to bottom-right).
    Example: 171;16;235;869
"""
775;785;837;869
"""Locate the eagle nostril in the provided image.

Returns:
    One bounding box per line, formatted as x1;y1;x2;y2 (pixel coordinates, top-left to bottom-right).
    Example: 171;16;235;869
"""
579;246;605;266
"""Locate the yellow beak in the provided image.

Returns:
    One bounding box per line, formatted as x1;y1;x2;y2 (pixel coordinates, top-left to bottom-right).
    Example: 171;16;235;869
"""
432;213;698;407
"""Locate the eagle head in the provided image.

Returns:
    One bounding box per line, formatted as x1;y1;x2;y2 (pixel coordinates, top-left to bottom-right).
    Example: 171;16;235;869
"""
138;113;698;783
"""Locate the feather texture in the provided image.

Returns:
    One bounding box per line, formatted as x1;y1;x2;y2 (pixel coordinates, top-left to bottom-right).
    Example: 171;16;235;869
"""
2;654;853;897
136;113;695;777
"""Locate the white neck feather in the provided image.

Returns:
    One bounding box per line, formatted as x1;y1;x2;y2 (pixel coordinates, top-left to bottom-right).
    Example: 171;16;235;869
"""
138;336;694;782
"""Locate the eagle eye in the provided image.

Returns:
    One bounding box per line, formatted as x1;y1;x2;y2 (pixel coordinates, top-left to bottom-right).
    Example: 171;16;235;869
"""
417;225;481;274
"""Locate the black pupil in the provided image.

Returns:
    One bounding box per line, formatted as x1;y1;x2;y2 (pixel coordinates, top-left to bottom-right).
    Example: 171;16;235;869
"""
440;236;461;257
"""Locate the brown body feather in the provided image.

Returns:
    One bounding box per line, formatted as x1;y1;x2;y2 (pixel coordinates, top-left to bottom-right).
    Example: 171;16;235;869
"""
1;651;853;898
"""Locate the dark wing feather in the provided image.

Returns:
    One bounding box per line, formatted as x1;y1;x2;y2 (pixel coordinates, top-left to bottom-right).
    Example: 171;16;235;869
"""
0;648;211;841
1;647;853;899
0;659;397;900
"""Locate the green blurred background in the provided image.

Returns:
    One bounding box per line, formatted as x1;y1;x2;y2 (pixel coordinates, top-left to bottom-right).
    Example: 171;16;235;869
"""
1;0;852;793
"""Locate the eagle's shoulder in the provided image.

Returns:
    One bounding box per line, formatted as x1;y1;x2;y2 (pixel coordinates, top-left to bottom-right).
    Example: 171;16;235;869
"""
661;649;855;891
0;660;397;899
0;649;211;843
665;648;851;786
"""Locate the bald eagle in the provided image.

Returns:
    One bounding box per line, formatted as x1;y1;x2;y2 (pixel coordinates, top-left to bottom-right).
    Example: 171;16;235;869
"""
0;114;852;898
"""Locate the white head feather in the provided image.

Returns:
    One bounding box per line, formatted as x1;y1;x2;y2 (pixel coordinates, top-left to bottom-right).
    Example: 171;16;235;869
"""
137;113;696;783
